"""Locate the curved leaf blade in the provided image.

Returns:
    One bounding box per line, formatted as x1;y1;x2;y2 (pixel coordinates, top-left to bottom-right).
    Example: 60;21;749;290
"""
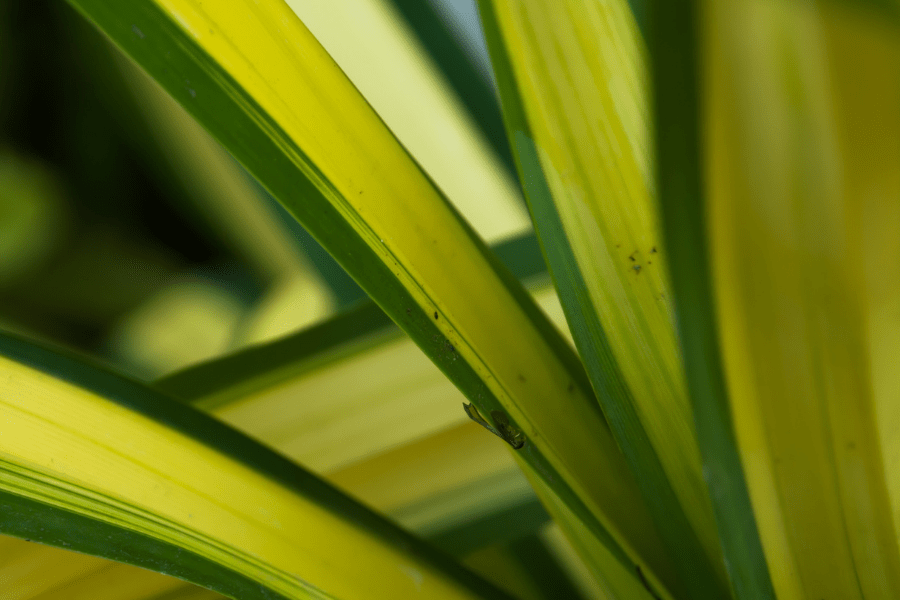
703;1;900;597
0;333;513;600
649;0;777;597
65;0;671;590
475;0;727;596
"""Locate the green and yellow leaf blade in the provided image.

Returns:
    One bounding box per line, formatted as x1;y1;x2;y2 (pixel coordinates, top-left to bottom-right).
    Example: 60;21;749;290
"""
0;534;196;600
476;0;729;596
65;0;674;590
164;291;555;551
703;1;900;597
649;0;777;597
158;280;568;565
283;0;531;245
0;333;513;600
156;280;562;476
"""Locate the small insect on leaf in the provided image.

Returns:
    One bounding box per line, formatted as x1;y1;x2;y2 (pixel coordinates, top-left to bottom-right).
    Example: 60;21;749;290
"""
490;410;526;449
463;402;494;431
463;403;526;450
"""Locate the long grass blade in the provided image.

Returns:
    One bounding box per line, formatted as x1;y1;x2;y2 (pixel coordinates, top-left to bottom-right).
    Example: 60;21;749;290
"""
702;1;900;597
64;0;672;590
649;0;777;597
0;333;513;599
476;0;728;596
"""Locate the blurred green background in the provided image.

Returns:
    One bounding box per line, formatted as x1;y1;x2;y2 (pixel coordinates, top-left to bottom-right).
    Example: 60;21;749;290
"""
0;0;543;381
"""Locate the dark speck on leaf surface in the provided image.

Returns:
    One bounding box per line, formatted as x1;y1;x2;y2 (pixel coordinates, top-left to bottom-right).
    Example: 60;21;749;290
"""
434;311;438;319
633;265;642;274
651;246;658;253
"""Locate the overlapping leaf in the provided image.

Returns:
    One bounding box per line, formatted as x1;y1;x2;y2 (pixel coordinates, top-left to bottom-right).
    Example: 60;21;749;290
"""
476;0;728;596
65;0;673;591
703;1;900;597
0;333;510;599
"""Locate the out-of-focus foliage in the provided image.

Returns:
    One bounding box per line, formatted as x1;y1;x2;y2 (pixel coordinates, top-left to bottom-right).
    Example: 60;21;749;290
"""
0;0;268;366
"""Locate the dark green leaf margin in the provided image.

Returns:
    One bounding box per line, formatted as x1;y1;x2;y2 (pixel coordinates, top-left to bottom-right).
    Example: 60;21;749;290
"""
53;1;628;597
156;233;548;408
648;1;776;598
473;1;732;598
0;331;516;599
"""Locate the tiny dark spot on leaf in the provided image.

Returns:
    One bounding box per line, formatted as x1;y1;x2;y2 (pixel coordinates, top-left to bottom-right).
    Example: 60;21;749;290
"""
633;265;642;274
518;374;526;382
628;251;636;262
651;246;657;253
647;261;652;264
847;441;857;450
434;311;439;319
405;308;411;315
